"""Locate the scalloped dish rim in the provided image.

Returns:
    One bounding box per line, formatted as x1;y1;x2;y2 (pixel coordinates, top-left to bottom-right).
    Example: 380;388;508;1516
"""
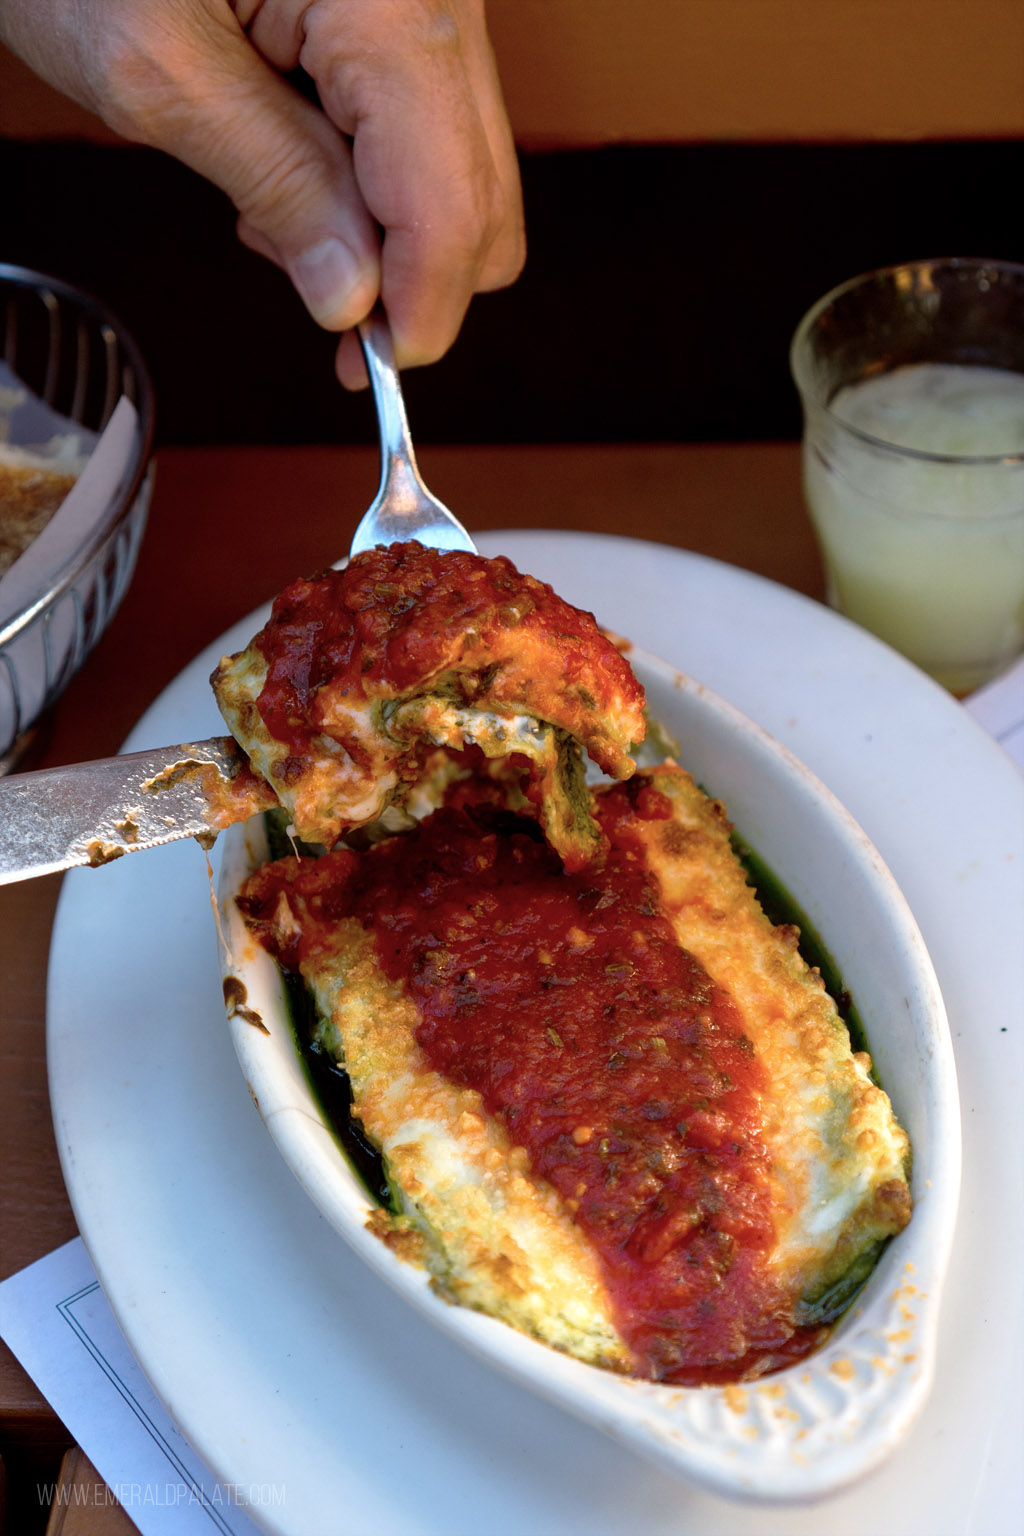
216;644;961;1505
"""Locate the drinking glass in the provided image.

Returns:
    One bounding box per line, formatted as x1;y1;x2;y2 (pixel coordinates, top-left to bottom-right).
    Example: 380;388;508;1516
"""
790;258;1024;695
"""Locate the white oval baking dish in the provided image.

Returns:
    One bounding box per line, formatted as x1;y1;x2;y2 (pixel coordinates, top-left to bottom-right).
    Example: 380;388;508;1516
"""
216;644;960;1505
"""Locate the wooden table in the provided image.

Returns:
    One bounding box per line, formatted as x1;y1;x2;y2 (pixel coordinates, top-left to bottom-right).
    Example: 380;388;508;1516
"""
0;440;820;1533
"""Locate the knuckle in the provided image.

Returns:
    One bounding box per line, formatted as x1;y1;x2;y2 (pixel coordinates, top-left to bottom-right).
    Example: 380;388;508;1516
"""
467;175;526;291
86;6;230;146
87;23;178;141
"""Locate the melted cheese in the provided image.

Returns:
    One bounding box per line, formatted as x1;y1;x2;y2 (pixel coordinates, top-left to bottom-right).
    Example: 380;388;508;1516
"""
627;766;911;1300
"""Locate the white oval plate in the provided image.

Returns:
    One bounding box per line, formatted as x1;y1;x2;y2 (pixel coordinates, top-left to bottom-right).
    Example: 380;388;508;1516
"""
47;531;1022;1536
217;642;960;1505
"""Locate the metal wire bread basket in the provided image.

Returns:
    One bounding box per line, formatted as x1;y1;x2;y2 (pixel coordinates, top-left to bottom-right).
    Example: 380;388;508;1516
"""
0;264;155;769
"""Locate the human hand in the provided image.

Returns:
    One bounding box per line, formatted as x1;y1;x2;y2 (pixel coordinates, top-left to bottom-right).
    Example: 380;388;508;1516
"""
0;0;525;386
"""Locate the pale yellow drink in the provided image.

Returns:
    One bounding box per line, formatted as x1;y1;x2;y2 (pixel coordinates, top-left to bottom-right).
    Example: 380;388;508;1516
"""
803;362;1024;694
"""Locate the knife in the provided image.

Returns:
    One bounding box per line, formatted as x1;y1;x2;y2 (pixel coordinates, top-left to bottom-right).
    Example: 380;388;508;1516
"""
0;736;275;884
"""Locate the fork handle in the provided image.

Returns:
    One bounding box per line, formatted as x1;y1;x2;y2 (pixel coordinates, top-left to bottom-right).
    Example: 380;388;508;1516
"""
357;307;421;484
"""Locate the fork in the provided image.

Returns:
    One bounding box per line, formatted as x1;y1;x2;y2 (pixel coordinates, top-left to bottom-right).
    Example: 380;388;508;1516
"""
349;308;477;556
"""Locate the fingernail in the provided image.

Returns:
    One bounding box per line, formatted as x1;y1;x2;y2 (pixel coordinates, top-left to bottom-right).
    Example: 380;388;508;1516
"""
290;237;367;328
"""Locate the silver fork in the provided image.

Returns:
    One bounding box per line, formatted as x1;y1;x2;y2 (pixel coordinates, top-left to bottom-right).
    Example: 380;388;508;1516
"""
349;308;477;556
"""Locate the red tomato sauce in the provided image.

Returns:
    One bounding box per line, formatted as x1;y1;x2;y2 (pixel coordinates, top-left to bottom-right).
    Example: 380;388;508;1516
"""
250;543;641;766
255;777;826;1383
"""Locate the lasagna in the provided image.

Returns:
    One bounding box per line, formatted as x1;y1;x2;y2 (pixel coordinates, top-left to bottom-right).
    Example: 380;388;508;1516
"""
212;541;646;870
223;548;912;1386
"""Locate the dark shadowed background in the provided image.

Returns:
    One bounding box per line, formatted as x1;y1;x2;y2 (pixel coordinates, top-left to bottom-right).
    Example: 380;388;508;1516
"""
2;137;1021;448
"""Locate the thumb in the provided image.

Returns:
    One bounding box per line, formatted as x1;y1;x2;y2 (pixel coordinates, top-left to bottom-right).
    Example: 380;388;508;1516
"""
104;9;382;330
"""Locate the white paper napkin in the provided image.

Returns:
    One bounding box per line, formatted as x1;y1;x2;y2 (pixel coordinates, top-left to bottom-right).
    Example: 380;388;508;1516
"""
0;1239;271;1535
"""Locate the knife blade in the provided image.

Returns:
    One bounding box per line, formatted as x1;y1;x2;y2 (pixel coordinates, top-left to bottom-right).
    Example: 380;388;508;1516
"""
0;736;269;884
